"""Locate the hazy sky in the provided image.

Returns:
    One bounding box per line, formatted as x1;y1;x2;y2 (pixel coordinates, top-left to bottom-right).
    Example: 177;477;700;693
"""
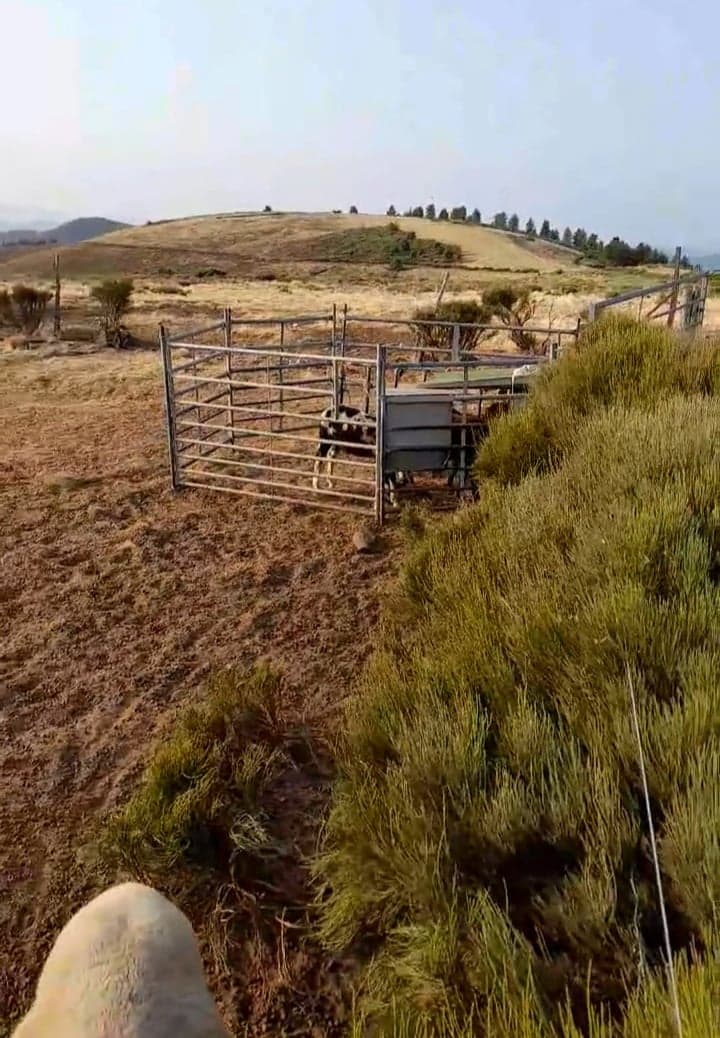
3;0;719;249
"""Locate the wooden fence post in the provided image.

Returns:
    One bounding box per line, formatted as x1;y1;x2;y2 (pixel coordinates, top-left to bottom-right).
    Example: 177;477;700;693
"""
451;323;460;361
667;246;682;328
53;253;61;337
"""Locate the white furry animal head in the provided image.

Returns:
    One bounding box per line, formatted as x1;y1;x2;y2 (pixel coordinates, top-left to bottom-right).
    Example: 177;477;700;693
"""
13;882;229;1038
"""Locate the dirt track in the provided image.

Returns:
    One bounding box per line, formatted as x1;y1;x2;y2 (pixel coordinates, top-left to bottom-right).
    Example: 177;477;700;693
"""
0;345;398;1030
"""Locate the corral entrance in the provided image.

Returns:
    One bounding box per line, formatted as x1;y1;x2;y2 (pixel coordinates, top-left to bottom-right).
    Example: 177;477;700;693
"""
159;308;579;522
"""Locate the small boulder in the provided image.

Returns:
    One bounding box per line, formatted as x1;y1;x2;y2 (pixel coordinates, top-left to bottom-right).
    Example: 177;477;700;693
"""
352;524;378;554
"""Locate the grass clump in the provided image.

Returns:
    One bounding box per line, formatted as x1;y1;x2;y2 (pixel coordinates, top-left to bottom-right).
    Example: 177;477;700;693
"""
100;665;287;882
294;224;461;268
315;319;720;1034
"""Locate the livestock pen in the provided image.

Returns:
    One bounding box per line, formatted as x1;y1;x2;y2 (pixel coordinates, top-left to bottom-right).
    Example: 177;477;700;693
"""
159;307;580;522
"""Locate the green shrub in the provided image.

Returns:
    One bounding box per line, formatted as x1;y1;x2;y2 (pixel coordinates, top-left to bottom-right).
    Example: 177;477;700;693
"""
315;320;720;1034
99;666;288;881
476;315;720;485
292;225;461;267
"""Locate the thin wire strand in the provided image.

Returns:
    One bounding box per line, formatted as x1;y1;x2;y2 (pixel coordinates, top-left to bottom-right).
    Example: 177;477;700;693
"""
626;663;683;1038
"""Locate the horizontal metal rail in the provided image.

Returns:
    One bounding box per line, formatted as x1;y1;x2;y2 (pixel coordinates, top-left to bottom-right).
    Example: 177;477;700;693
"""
175;421;375;468
175;389;229;417
229;313;332;327
177;424;374;454
177;373;333;396
173;374;332;401
218;361;330;376
180;463;375;503
384;359;540;373
345;314;580;333
167;320;226;344
179;450;374;488
177;396;375;431
170;340;377;367
180;479;373;516
170;348;229;375
346;342;557;360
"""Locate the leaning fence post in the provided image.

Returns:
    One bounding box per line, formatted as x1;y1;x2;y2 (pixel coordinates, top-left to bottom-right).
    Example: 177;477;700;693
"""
374;345;386;526
159;324;180;491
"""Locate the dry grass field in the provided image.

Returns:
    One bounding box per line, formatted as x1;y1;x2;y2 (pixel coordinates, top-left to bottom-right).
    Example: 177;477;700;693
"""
0;342;401;1034
1;213;718;1035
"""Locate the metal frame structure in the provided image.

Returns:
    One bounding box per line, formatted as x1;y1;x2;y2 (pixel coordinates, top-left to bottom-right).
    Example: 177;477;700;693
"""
159;308;581;523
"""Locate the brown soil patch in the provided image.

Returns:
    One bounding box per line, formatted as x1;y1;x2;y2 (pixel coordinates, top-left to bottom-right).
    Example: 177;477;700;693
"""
0;346;399;1033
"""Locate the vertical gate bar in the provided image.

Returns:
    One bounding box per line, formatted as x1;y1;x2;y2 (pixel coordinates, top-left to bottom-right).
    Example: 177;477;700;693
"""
159;324;180;490
224;307;234;445
340;303;348;406
266;352;275;488
375;345;386;525
278;320;285;432
192;334;201;449
460;361;468;490
331;304;339;417
363;364;372;416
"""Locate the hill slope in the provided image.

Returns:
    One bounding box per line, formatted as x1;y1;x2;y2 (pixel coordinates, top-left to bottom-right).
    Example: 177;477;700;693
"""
0;212;577;281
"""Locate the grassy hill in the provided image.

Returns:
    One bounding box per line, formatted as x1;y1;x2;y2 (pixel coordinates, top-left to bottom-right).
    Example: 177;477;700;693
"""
316;316;720;1035
0;212;577;281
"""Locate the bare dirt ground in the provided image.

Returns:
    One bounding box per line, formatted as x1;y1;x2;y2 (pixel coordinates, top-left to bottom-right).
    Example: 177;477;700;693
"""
0;345;399;1033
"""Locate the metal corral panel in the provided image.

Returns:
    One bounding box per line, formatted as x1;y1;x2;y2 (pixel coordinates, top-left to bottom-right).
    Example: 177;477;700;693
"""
384;391;454;473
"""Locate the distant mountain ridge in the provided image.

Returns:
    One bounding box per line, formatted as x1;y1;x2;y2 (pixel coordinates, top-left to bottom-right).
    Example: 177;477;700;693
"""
0;217;130;247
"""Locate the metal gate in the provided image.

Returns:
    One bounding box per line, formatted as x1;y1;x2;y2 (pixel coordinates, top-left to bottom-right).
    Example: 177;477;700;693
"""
160;310;382;518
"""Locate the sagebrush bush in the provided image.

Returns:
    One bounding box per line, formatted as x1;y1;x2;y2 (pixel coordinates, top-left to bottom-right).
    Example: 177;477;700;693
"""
90;278;134;345
413;299;493;353
0;284;51;335
315;319;720;1034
